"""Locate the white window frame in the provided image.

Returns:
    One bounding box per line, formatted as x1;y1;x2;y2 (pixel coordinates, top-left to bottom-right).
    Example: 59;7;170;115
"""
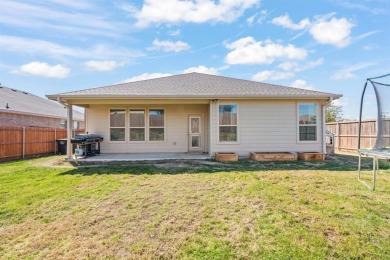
129;108;146;143
217;103;239;144
148;108;166;142
109;108;127;143
297;102;319;143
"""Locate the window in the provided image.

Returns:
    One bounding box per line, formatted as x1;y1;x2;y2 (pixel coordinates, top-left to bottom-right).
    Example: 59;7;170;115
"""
298;103;317;141
110;109;125;141
219;104;238;142
129;109;145;141
149;109;164;141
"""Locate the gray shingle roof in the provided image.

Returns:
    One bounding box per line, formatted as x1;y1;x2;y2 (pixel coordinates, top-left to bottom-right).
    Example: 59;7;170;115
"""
0;86;84;120
47;72;341;100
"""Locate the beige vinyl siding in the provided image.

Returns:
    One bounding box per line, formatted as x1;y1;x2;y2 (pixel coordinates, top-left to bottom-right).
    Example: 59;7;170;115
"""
86;104;209;153
211;100;323;157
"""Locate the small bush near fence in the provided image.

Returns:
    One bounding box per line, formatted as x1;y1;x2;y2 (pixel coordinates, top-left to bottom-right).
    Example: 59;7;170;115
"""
0;126;84;162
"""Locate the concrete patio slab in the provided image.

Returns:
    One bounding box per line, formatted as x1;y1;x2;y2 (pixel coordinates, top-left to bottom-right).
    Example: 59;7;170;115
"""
69;153;211;162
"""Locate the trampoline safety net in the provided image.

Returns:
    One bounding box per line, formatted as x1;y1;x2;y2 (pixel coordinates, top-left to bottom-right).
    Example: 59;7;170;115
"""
358;73;390;151
358;73;390;190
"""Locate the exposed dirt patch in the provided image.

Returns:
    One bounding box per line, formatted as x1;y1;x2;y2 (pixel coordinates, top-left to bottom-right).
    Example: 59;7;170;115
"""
29;156;76;168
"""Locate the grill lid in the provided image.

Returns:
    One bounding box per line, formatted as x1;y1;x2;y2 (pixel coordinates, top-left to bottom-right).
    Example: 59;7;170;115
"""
74;134;103;140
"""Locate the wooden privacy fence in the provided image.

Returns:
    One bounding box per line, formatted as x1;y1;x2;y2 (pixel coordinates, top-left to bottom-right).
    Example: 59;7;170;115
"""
326;120;390;153
0;126;84;162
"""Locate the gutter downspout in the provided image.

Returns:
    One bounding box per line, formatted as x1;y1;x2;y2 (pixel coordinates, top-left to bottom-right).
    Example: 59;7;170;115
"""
57;97;73;160
322;97;333;154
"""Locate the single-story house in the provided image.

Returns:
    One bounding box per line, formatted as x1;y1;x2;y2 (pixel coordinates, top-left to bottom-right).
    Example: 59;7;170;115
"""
47;72;341;159
0;86;84;129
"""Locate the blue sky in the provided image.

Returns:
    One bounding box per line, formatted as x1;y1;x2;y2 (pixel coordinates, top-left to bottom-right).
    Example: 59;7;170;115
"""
1;0;389;119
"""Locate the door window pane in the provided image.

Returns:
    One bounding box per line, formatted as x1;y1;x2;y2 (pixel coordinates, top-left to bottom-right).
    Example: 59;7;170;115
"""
192;136;200;148
191;118;200;133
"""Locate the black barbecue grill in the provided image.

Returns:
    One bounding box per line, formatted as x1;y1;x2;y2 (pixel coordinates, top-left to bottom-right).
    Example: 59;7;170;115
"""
71;134;103;158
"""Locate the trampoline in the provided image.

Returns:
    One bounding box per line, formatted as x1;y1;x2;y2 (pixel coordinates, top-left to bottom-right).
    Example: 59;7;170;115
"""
358;73;390;190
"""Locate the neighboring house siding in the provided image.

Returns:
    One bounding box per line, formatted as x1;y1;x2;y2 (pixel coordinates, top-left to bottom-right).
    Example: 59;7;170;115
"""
86;104;209;153
211;100;323;157
0;112;84;129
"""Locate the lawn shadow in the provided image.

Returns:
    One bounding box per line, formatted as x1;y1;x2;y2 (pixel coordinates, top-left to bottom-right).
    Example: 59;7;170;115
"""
58;154;390;176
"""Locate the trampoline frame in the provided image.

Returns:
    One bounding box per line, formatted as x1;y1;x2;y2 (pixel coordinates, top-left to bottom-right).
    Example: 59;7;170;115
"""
357;73;390;191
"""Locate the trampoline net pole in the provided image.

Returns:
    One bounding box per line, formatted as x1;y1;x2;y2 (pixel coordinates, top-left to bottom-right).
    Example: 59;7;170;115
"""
358;81;368;150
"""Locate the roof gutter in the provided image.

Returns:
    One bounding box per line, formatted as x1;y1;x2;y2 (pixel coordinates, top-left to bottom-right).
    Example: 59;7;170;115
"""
57;97;68;106
47;94;342;101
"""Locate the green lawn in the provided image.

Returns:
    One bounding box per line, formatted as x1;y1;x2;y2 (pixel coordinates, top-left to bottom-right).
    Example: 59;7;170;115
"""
1;155;390;259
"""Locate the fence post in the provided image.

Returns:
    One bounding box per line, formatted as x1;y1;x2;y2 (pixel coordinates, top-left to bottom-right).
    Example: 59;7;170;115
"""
22;127;25;159
54;129;57;155
337;122;339;150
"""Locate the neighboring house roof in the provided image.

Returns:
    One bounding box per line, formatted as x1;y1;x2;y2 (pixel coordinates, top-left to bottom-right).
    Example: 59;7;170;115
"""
0;86;84;120
47;72;342;100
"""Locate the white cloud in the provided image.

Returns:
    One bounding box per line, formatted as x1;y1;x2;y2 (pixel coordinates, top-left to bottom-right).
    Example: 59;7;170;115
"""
338;1;387;16
330;62;376;80
120;73;172;83
225;37;307;65
363;44;379;51
271;13;354;48
0;35;143;60
332;98;349;107
251;70;294;82
246;9;269;26
309;17;354;48
290;79;316;90
84;60;121;71
271;14;311;30
354;30;380;42
46;0;94;9
246;14;256;26
0;1;122;38
330;72;355;80
183;65;219;75
148;39;191;53
127;0;259;27
168;29;181;36
278;62;298;71
18;61;70;78
278;58;324;72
